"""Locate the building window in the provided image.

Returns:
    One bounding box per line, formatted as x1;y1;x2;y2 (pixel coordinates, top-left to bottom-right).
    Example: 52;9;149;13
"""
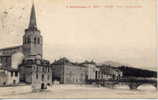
95;71;98;79
36;67;38;71
13;80;16;84
48;67;49;72
34;37;36;44
38;38;40;44
36;73;38;79
11;72;13;77
15;72;18;77
42;74;44;81
42;67;44;72
3;82;6;85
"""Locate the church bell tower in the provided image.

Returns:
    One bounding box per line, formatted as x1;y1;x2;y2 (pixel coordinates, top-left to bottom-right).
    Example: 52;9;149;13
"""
23;3;43;58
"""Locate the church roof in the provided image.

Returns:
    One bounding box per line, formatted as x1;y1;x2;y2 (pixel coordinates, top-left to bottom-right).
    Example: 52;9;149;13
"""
0;45;22;52
80;60;96;65
52;57;87;68
0;45;23;56
52;57;71;65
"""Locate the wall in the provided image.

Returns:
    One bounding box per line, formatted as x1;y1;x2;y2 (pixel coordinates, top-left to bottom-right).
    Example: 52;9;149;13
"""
0;46;23;56
52;64;64;83
83;64;97;80
32;65;52;91
64;64;86;84
19;66;32;83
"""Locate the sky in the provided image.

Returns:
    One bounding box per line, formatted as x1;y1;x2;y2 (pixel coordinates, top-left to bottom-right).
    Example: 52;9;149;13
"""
0;0;157;70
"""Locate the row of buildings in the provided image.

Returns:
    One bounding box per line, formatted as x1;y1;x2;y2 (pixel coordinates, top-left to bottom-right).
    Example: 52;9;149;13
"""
51;57;122;84
0;56;123;86
0;3;122;90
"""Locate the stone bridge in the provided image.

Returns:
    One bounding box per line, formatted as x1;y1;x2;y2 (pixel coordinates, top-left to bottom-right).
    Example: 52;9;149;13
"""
97;77;157;90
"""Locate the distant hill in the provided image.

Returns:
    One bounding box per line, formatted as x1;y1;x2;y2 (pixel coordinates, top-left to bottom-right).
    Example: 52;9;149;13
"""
99;60;156;71
99;60;129;67
118;66;157;78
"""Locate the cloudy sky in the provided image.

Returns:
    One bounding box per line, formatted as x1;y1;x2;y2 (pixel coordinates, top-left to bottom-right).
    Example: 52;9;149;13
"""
0;0;157;70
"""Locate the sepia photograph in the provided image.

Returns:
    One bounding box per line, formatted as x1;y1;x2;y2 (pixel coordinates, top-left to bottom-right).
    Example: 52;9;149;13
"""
0;0;157;98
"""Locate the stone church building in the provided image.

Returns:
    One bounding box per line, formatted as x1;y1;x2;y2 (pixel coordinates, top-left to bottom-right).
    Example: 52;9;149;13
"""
0;3;51;88
0;3;43;69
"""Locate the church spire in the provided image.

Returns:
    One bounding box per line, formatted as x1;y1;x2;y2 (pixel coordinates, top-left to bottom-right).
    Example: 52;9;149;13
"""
29;3;37;29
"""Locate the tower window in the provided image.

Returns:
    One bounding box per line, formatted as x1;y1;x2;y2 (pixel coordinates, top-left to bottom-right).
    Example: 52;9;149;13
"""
25;38;27;44
15;72;18;77
24;38;26;44
37;38;40;44
34;37;36;44
26;38;28;43
11;72;13;77
28;37;31;43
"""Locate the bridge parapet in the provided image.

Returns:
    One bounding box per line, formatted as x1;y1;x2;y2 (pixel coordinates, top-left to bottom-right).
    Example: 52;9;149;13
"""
98;77;158;90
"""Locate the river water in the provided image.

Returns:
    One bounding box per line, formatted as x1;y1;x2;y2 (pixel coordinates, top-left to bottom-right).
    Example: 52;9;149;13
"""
0;84;157;98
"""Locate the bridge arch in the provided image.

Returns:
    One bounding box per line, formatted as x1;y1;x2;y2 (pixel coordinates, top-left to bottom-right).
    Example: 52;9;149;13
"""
108;82;157;90
137;83;157;90
128;83;157;90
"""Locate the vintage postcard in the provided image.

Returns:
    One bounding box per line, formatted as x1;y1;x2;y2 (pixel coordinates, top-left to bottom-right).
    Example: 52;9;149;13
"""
0;0;157;99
